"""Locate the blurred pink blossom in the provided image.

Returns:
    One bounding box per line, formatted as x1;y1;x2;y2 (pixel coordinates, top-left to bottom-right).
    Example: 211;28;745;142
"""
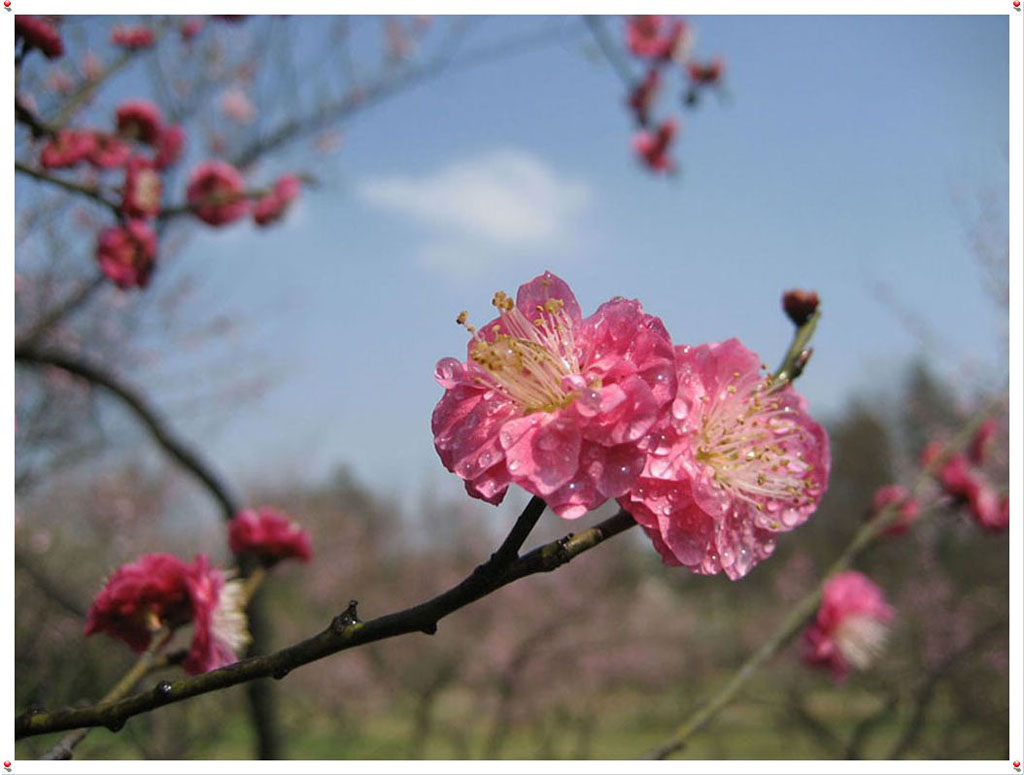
40;130;96;169
96;220;157;289
186;160;249;226
111;25;155;50
633;119;678;174
802;570;894;683
220;89;256;124
122;156;162;218
116;99;164;145
229;507;313;566
251;174;301;226
870;484;921;537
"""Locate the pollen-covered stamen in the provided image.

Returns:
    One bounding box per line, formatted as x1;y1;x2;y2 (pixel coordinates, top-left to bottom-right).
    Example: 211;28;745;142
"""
834;614;889;670
457;291;582;414
696;371;819;510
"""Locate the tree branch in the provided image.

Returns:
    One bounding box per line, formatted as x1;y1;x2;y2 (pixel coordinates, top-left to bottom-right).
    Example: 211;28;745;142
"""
14;344;239;522
14;162;121;214
15;507;637;740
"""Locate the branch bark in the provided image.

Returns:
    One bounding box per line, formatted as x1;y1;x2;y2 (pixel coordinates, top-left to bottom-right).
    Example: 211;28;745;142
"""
15;508;637;740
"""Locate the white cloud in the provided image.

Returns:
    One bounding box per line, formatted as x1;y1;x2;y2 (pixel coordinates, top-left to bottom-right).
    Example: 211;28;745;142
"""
357;149;592;274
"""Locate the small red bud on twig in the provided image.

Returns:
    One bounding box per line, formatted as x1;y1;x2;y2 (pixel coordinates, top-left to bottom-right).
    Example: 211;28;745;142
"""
782;289;820;326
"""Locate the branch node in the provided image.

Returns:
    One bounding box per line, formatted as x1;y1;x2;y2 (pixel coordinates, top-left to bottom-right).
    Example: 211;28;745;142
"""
152;681;173;702
331;599;361;634
271;667;290;681
420;622;438;636
104;717;125;733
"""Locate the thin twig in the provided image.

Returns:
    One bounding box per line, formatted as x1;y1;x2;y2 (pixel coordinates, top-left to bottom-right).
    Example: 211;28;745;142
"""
14;162;121;213
15;508;637;740
16;274;106;349
40;629;174;760
14;345;239;522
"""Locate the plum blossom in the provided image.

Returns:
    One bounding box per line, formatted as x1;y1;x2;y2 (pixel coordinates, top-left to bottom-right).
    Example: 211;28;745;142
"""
116;99;164;145
87;132;132;169
802;571;894;682
39;130;96;169
967;417;998;466
153;125;185;170
96;220;157;289
923;439;1008;532
84;553;250;675
122;156;162;218
626;16;690;61
686;57;726;86
220;89;256;124
181;556;251;675
252;174;301;226
433;271;677;519
15;16;64;60
619;339;830;580
633;119;678;174
229;507;313;566
869;484;920;537
180;18;205;41
111;25;155;50
186;161;249;226
627;68;660;127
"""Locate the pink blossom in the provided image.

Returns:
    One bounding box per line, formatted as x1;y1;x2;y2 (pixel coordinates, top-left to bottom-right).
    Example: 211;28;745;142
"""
87;132;132;168
870;484;920;537
186;161;249;226
619;339;830;580
111;25;155;50
122;156;163;219
84;553;196;652
181;556;251;675
180;18;205;41
153;125;185;170
633;119;678;174
687;57;726;86
84;553;250;675
116;99;164;145
627;68;660;127
251;174;301;227
96;220;157;289
927;446;1008;533
432;272;677;519
802;571;894;683
220;89;256;124
626;16;689;61
229;507;313;566
39;130;96;169
15;16;64;60
967;417;998;466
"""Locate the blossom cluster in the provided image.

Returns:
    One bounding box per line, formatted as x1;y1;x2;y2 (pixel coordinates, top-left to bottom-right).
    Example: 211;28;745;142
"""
923;418;1008;532
433;272;830;581
621;16;727;174
19;17;302;291
85;508;312;674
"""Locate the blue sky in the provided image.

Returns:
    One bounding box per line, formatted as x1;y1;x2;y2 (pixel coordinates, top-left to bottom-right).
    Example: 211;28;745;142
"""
19;16;1010;515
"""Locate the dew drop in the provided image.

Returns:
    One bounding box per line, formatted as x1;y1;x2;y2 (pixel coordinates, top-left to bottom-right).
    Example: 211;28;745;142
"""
508;460;520;472
153;681;173;700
